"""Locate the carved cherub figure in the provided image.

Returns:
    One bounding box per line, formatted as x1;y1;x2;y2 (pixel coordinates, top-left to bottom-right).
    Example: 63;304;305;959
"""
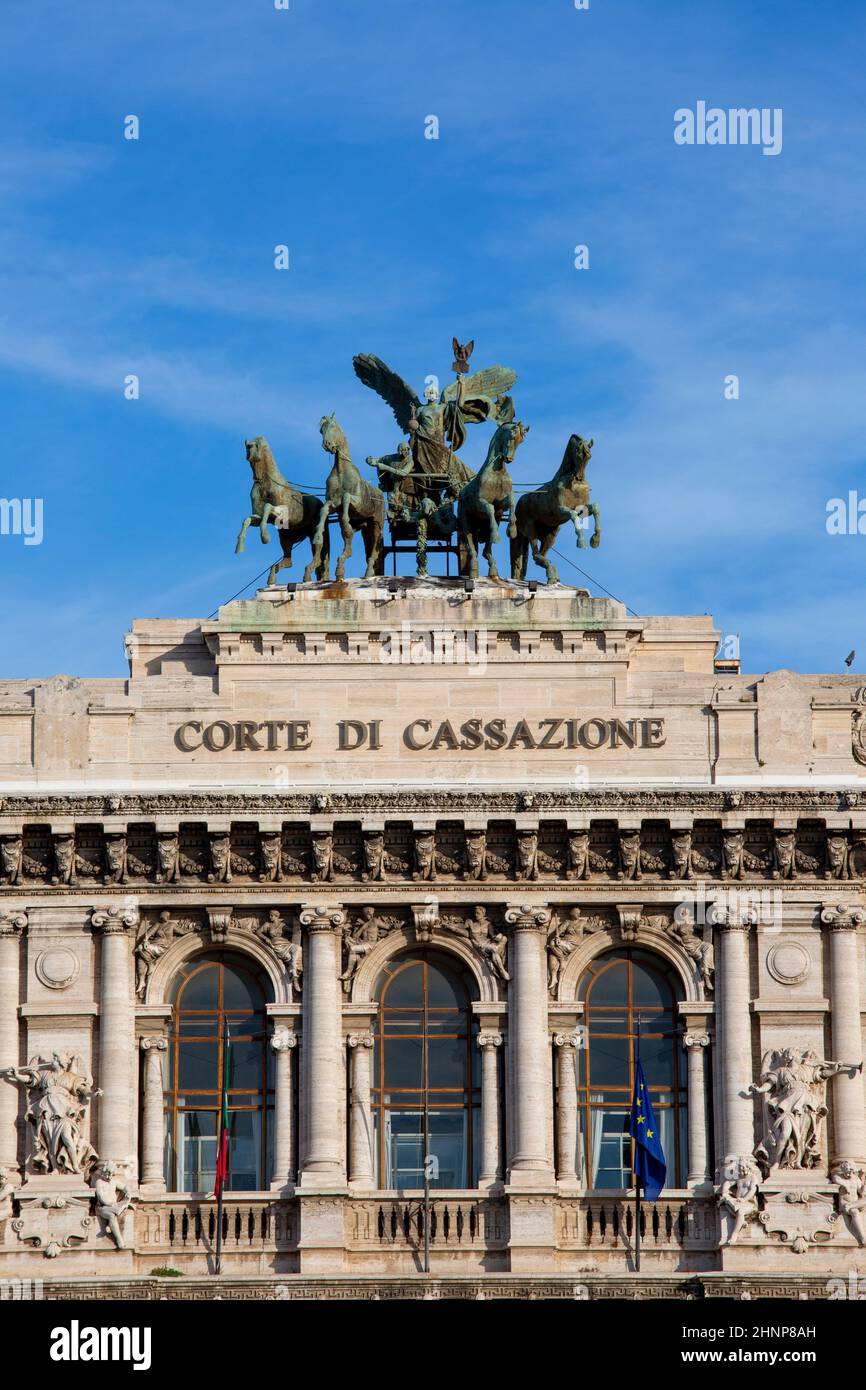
719;1157;761;1247
92;1162;133;1250
832;1160;866;1246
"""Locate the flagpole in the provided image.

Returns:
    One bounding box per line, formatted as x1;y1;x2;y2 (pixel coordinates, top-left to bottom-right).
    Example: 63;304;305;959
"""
634;1011;641;1274
214;1016;228;1276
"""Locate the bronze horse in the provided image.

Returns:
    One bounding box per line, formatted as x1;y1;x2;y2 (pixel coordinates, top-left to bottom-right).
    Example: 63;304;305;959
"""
310;414;386;580
235;436;330;585
510;434;599;584
457;419;529;579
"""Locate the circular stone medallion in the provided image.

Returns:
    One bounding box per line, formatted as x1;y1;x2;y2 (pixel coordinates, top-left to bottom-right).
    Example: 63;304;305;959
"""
766;941;811;986
35;947;80;991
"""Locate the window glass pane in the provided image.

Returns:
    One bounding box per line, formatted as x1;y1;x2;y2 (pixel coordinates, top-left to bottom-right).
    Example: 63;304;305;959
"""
383;1038;423;1088
384;1013;422;1033
632;963;668;1008
222;966;262;1012
178;1041;219;1092
587;1013;627;1032
427;1037;466;1088
177;1110;217;1193
425;963;464;1007
639;1034;674;1083
227;1110;262;1192
229;1038;263;1089
587;961;627;1005
180;965;220;1010
587;1035;629;1087
384;963;424;1006
591;1108;630;1188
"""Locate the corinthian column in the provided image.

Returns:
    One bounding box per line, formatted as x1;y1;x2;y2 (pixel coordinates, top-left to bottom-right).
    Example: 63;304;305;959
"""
348;1032;375;1188
91;904;138;1174
683;1031;711;1187
0;911;26;1178
821;904;866;1166
298;903;345;1188
553;1031;581;1184
710;900;757;1170
504;903;554;1185
477;1032;502;1187
139;1035;167;1190
271;1027;297;1190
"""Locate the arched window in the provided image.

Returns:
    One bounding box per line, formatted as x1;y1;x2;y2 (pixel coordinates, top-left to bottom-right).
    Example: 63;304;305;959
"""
373;951;480;1190
577;949;687;1189
165;952;273;1193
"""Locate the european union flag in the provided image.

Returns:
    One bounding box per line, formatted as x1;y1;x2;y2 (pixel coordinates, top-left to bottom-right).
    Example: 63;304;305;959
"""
629;1053;666;1201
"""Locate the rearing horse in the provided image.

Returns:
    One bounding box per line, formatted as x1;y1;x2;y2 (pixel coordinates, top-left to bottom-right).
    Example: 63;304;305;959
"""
310;414;385;580
510;434;599;583
234;436;330;585
457;419;529;579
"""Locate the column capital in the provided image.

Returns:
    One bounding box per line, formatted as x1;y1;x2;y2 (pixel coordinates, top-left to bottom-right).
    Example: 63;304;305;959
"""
708;899;757;931
504;902;551;932
683;1031;710;1052
347;1032;374;1050
140;1035;168;1054
271;1026;297;1053
0;909;27;936
552;1029;583;1050
477;1031;503;1050
91;903;139;933
821;903;866;932
299;902;346;932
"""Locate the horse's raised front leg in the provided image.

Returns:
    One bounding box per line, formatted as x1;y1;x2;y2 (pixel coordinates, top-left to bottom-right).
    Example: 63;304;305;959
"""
562;505;588;549
589;502;601;548
260;503;275;546
235;516;259;555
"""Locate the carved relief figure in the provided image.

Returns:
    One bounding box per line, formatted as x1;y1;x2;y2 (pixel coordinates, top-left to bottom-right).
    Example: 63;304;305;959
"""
467;905;509;981
91;1163;132;1250
669;829;693;880
339;907;398;994
462;829;489;881
668;914;714;993
515;829;539;881
134;911;197;999
156;832;179;884
362;831;386;882
256;909;303;994
722;829;745;880
52;834;75;886
2;1053;100;1176
749;1047;863;1175
617;829;641;881
546;907;585;995
104;833;128;885
718;1157;762;1247
208;832;232;884
772;829;796;880
0;835;22;885
311;831;334;882
413;829;437;881
259;832;283;882
824;834;849;880
832;1160;866;1246
565;830;590;881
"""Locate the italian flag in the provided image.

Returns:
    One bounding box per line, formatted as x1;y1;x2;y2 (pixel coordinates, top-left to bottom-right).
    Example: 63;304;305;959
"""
214;1023;231;1201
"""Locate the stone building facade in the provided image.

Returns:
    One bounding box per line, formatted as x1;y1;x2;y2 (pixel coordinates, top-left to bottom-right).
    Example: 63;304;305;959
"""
2;577;866;1296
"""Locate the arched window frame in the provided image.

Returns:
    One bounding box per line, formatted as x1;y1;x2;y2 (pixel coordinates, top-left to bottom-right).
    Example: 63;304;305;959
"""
371;949;482;1191
163;951;274;1194
576;948;688;1191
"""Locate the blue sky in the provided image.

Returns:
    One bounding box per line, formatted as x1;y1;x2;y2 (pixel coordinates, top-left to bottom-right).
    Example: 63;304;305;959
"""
1;0;865;677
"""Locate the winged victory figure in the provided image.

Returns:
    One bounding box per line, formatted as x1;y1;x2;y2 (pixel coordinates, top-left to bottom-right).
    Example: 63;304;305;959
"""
353;345;518;504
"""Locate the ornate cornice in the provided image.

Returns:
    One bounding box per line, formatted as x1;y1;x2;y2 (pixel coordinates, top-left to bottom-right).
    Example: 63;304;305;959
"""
0;787;863;817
